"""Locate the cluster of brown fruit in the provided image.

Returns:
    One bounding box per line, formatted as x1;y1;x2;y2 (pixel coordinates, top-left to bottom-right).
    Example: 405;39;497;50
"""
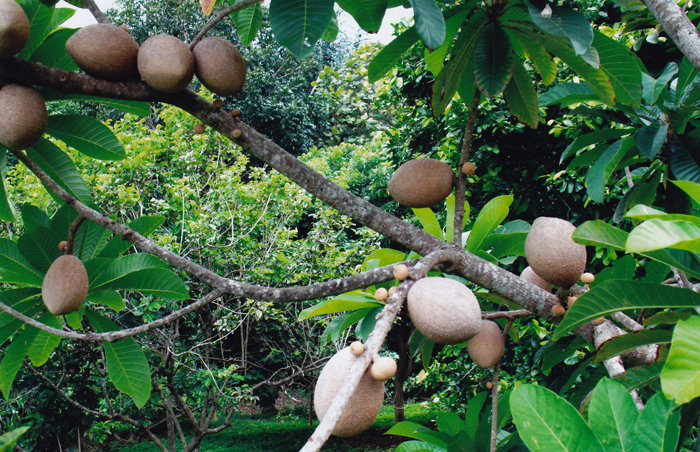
42;242;89;315
0;0;48;151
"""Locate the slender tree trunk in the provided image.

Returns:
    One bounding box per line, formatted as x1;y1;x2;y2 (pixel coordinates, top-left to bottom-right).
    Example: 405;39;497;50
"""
392;315;413;423
166;394;176;452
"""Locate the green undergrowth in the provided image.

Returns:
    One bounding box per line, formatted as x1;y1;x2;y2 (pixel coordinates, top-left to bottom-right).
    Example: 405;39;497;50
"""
108;402;441;452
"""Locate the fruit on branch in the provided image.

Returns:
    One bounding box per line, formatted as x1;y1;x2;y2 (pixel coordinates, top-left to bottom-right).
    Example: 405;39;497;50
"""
349;341;364;356
388;159;454;208
213;98;224;108
42;255;88;315
524;217;587;288
581;272;595;284
137;34;195;93
551;304;566;316
466;319;505;368
407;277;481;344
192;37;247;96
593;317;605;326
520;266;552;292
567;296;577;307
314;347;384;437
193;123;205;134
374;287;388;301
58;241;67;251
393;264;409;281
462;161;476;175
370;357;397;381
0;84;47;151
388;286;396;297
232;129;242;138
486;382;493;389
0;0;30;60
230;109;241;117
66;24;140;80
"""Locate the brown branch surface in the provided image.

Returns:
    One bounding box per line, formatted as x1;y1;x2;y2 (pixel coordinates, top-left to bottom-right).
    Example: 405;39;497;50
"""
642;0;700;72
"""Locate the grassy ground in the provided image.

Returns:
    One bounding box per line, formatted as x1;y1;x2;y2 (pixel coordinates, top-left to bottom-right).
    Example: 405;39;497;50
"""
107;402;441;452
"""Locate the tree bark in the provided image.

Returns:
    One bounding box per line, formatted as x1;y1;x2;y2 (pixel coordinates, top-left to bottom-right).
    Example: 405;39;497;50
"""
643;0;700;72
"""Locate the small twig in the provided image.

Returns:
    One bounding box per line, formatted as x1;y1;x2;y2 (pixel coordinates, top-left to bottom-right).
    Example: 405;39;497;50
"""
611;312;644;331
65;215;86;256
189;0;263;49
482;309;531;320
624;167;634;189
82;0;111;24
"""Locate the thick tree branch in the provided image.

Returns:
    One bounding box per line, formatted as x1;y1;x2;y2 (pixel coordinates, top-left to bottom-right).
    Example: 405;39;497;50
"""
82;0;110;24
642;0;700;72
189;0;263;49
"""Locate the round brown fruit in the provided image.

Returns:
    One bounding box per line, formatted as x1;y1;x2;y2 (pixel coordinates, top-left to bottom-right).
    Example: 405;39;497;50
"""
393;264;409;281
581;272;595;284
66;24;140;80
388;286;396;297
137;34;194;93
213;98;224;108
567;296;578;307
552;304;566;316
0;84;48;151
374;288;388;301
407;277;481;344
525;217;587;288
192;37;246;96
194;123;205;134
486;382;494;389
58;241;67;251
370;357;397;381
314;347;384;437
0;0;30;60
593;317;605;326
520;266;553;292
232;129;242;138
467;320;505;368
388;159;454;208
42;255;88;315
349;341;364;356
462;161;476;175
230;109;241;116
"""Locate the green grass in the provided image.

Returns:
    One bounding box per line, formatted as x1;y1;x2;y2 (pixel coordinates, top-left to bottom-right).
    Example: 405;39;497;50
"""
107;402;441;452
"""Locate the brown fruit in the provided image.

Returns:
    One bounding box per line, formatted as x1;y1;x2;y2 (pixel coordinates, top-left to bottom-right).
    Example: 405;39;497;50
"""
0;84;47;151
388;286;396;297
192;37;247;96
593;317;605;326
467;320;505;368
349;341;364;356
393;264;409;281
0;0;30;60
66;24;139;80
552;304;566;316
370;357;397;381
194;123;205;134
374;287;388;301
388;159;454;208
486;382;494;389
232;129;242;138
520;266;553;292
213;98;224;108
230;109;241;116
581;272;595;284
567;296;578;307
137;34;194;93
525;217;587;288
314;347;384;437
407;277;481;344
462;161;476;175
42;255;88;315
58;241;67;251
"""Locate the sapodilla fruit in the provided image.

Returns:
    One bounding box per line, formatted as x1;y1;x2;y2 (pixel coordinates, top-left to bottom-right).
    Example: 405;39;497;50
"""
524;217;587;288
467;320;505;368
407;277;481;344
0;84;47;151
192;37;246;96
314;347;384;437
388;159;454;208
66;24;139;80
42;255;88;315
520;266;553;292
370;357;397;381
0;0;30;60
138;34;195;93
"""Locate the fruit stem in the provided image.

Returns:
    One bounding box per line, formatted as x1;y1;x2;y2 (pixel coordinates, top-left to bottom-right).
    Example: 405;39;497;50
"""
65;215;86;255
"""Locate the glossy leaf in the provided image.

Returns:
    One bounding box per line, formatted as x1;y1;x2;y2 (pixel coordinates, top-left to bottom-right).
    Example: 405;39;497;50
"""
72;219;111;261
320;12;338;42
28;314;63;367
89;255;168;291
232;0;263;47
0;326;40;399
560;128;632;164
43;90;151;117
510;29;556;85
98;215;165;258
672;180;700;205
298;297;381;320
386;422;451;448
18;0;55;60
86;290;124;311
466;195;513;253
355;307;381;340
588;378;639;452
525;1;593;55
17;226;62;275
635;124;668;160
0;150;15;223
594;31;642;107
336;0;387;33
642;62;678;104
410;0;445;51
28;138;94;206
425;7;471;76
661;315;700;404
0;289;42;346
675;58;697;101
320;308;373;344
631;393;680;452
368;26;419;82
21;204;50;232
0;427;30;452
473;22;515;98
539;82;598;107
669;135;700;184
503;58;539;128
46;115;126;161
627;218;700;253
614;362;664;392
28;28;78;71
269;0;335;59
613;165;661;223
594;329;672;363
97;268;188;300
553;280;700;339
394;441;446;452
586;137;635;203
413;207;444;240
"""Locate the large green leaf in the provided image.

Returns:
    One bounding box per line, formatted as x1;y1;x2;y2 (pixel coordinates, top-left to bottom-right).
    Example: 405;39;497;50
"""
553;280;700;339
503;58;539;128
466;195;513;253
98;215;165;258
0;427;30;452
21;204;51;232
386;422;451;449
525;0;593;55
72;219;112;261
560;128;633;163
0;289;43;345
298;296;382;320
0;325;40;399
585;137;635;203
269;0;335;59
336;0;387;33
425;7;471;76
368;26;419;82
27;313;63;367
635;124;668;161
28;138;94;206
0;149;15;222
614;362;663;392
539;82;598;107
28;28;78;71
18;0;55;59
593;31;642;107
43;90;151;117
233;0;263;47
661;315;700;404
412;207;444;240
627;218;700;253
511;384;604;452
320;308;374;344
631;393;680;452
594;329;672;363
395;441;447;452
45;115;126;161
96;268;188;300
89;254;167;290
17;226;62;275
445;194;469;244
672;180;700;205
675;58;697;101
642;62;677;105
669;135;700;184
510;29;556;85
85;310;152;408
473;22;515;98
409;0;445;51
86;290;124;311
588;378;639;452
0;239;44;287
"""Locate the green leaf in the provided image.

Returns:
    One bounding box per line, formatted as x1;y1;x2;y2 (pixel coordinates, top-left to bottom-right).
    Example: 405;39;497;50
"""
89;254;166;288
98;215;165;258
585;137;635;203
676;58;697;101
635;124;668;160
386;422;450;449
72;219;111;261
96;268;187;300
394;441;447;452
412;207;444;240
613;165;662;224
409;0;445;51
0;150;15;223
614;362;664;392
642;62;677;104
269;0;335;59
17;226;62;274
298;297;381;320
368;26;419;82
43;90;151;117
86;290;124;311
18;0;55;60
0;239;44;287
320;12;338;42
21;204;50;232
539;82;598;107
553;280;700;340
233;0;263;46
466;195;513;253
473;22;515;98
631;393;680;452
644;311;692;326
503;58;539;128
593;31;642;107
45;115;126;161
0;290;42;347
355;307;382;341
594;329;672;363
669;135;700;184
672;180;700;205
49;7;74;28
336;0;387;33
464;391;488;438
510;29;556;85
425;7;471;76
525;0;593;55
560;128;632;163
29;28;78;71
320;309;373;344
85;310;152;408
589;378;639;452
27;313;63;367
28;138;94;206
627;218;700;253
0;326;40;399
0;427;30;452
511;384;604;452
661;315;700;404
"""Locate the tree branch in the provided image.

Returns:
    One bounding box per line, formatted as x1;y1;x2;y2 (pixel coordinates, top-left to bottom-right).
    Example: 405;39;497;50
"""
642;0;700;72
453;88;481;246
189;0;263;49
82;0;111;25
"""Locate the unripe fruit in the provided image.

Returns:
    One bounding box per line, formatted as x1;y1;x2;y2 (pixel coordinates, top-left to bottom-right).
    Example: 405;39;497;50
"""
230;109;241;116
66;24;140;80
520;266;553;292
314;347;384;437
593;317;605;326
552;304;566;316
42;255;88;315
371;357;397;381
581;272;595;284
567;296;577;307
486;382;493;389
407;277;481;344
138;35;195;93
388;159;454;208
232;129;242;138
194;123;205;134
349;341;364;356
393;264;409;281
0;0;30;60
467;320;505;368
525;217;587;288
374;288;388;301
213;98;224;108
58;241;67;251
462;161;476;175
0;84;48;151
388;286;396;297
193;37;247;96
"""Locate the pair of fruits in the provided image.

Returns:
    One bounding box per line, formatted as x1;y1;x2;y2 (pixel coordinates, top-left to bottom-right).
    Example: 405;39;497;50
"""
65;24;247;96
